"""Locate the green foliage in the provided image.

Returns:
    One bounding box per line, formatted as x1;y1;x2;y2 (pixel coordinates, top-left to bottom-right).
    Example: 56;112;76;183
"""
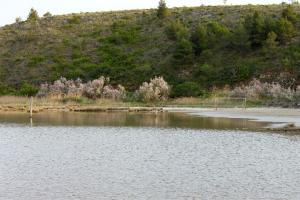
229;23;251;51
277;17;295;44
68;15;81;24
171;82;204;97
191;24;208;54
1;4;300;98
19;83;39;97
157;0;168;19
173;39;194;65
205;21;230;48
27;8;39;21
282;5;298;24
0;83;15;95
263;31;278;53
109;22;140;44
165;20;188;41
191;21;229;53
244;11;266;48
43;12;52;18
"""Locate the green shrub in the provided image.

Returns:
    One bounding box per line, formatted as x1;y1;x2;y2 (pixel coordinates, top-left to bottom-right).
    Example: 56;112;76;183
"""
277;17;295;44
0;83;15;95
68;15;81;24
282;5;298;24
191;24;208;54
229;23;251;51
19;83;39;97
173;38;194;65
165;20;188;41
244;11;266;48
171;82;204;97
157;0;168;19
27;8;39;22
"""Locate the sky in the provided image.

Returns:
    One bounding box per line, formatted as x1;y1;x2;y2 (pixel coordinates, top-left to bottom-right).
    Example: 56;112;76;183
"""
0;0;290;26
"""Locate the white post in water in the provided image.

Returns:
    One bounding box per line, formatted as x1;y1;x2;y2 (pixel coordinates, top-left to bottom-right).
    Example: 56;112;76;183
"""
244;97;247;110
214;96;218;110
29;96;33;118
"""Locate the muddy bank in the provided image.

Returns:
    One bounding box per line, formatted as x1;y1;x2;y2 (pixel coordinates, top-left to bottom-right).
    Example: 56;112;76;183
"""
165;107;300;132
0;105;164;113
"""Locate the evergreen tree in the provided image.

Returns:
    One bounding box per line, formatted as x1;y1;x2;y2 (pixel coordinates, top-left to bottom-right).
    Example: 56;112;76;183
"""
282;5;298;24
277;17;295;43
27;8;39;21
191;24;208;54
165;20;188;41
205;21;230;48
263;31;278;54
173;38;194;65
157;0;168;19
43;12;52;18
245;11;266;48
229;23;251;51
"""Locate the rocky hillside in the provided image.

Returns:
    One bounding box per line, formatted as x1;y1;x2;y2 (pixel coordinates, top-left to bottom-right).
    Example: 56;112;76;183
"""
0;4;300;96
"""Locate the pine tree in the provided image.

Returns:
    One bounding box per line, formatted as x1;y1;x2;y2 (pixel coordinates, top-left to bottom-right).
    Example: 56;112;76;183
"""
157;0;168;19
229;23;251;51
191;24;208;54
173;38;194;65
277;17;295;44
263;31;278;54
282;5;298;24
27;8;39;21
43;12;52;18
245;11;266;48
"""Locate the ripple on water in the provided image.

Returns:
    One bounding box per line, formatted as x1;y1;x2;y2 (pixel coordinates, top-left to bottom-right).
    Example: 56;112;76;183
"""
0;126;300;200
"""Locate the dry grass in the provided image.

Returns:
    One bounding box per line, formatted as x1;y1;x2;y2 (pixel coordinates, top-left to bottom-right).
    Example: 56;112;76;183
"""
169;97;204;105
167;96;249;108
0;96;63;106
0;96;143;107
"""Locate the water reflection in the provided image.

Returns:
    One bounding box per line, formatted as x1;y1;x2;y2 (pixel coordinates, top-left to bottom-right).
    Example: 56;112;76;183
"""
0;111;268;130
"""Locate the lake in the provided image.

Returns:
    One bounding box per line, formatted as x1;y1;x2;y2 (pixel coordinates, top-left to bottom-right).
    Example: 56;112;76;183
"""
0;111;299;200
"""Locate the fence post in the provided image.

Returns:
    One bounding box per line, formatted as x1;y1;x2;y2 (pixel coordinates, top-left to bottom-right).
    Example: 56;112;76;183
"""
214;96;218;110
29;96;33;118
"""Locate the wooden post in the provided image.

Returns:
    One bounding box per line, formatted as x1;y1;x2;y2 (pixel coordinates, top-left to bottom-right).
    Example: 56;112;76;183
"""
30;117;33;127
244;97;247;110
214;96;218;110
29;96;33;118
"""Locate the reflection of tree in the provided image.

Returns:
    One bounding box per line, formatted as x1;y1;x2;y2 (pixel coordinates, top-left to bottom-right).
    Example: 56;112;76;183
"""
0;112;268;129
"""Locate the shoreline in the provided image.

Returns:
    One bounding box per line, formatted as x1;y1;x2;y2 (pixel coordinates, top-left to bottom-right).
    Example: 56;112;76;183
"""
165;107;300;131
1;105;299;132
0;105;165;113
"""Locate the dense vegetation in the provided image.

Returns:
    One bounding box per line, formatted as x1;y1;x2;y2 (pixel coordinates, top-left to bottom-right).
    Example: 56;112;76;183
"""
37;76;170;102
0;3;300;97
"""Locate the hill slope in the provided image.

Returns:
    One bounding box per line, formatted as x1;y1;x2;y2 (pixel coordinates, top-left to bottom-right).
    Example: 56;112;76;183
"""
0;4;300;96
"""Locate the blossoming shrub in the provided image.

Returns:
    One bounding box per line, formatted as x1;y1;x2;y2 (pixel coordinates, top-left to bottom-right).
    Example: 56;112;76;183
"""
103;85;126;100
83;76;108;99
37;76;126;100
231;78;300;107
136;77;170;102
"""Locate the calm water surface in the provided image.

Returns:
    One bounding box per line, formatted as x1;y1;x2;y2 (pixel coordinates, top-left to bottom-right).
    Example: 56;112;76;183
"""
0;111;268;129
0;112;299;200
